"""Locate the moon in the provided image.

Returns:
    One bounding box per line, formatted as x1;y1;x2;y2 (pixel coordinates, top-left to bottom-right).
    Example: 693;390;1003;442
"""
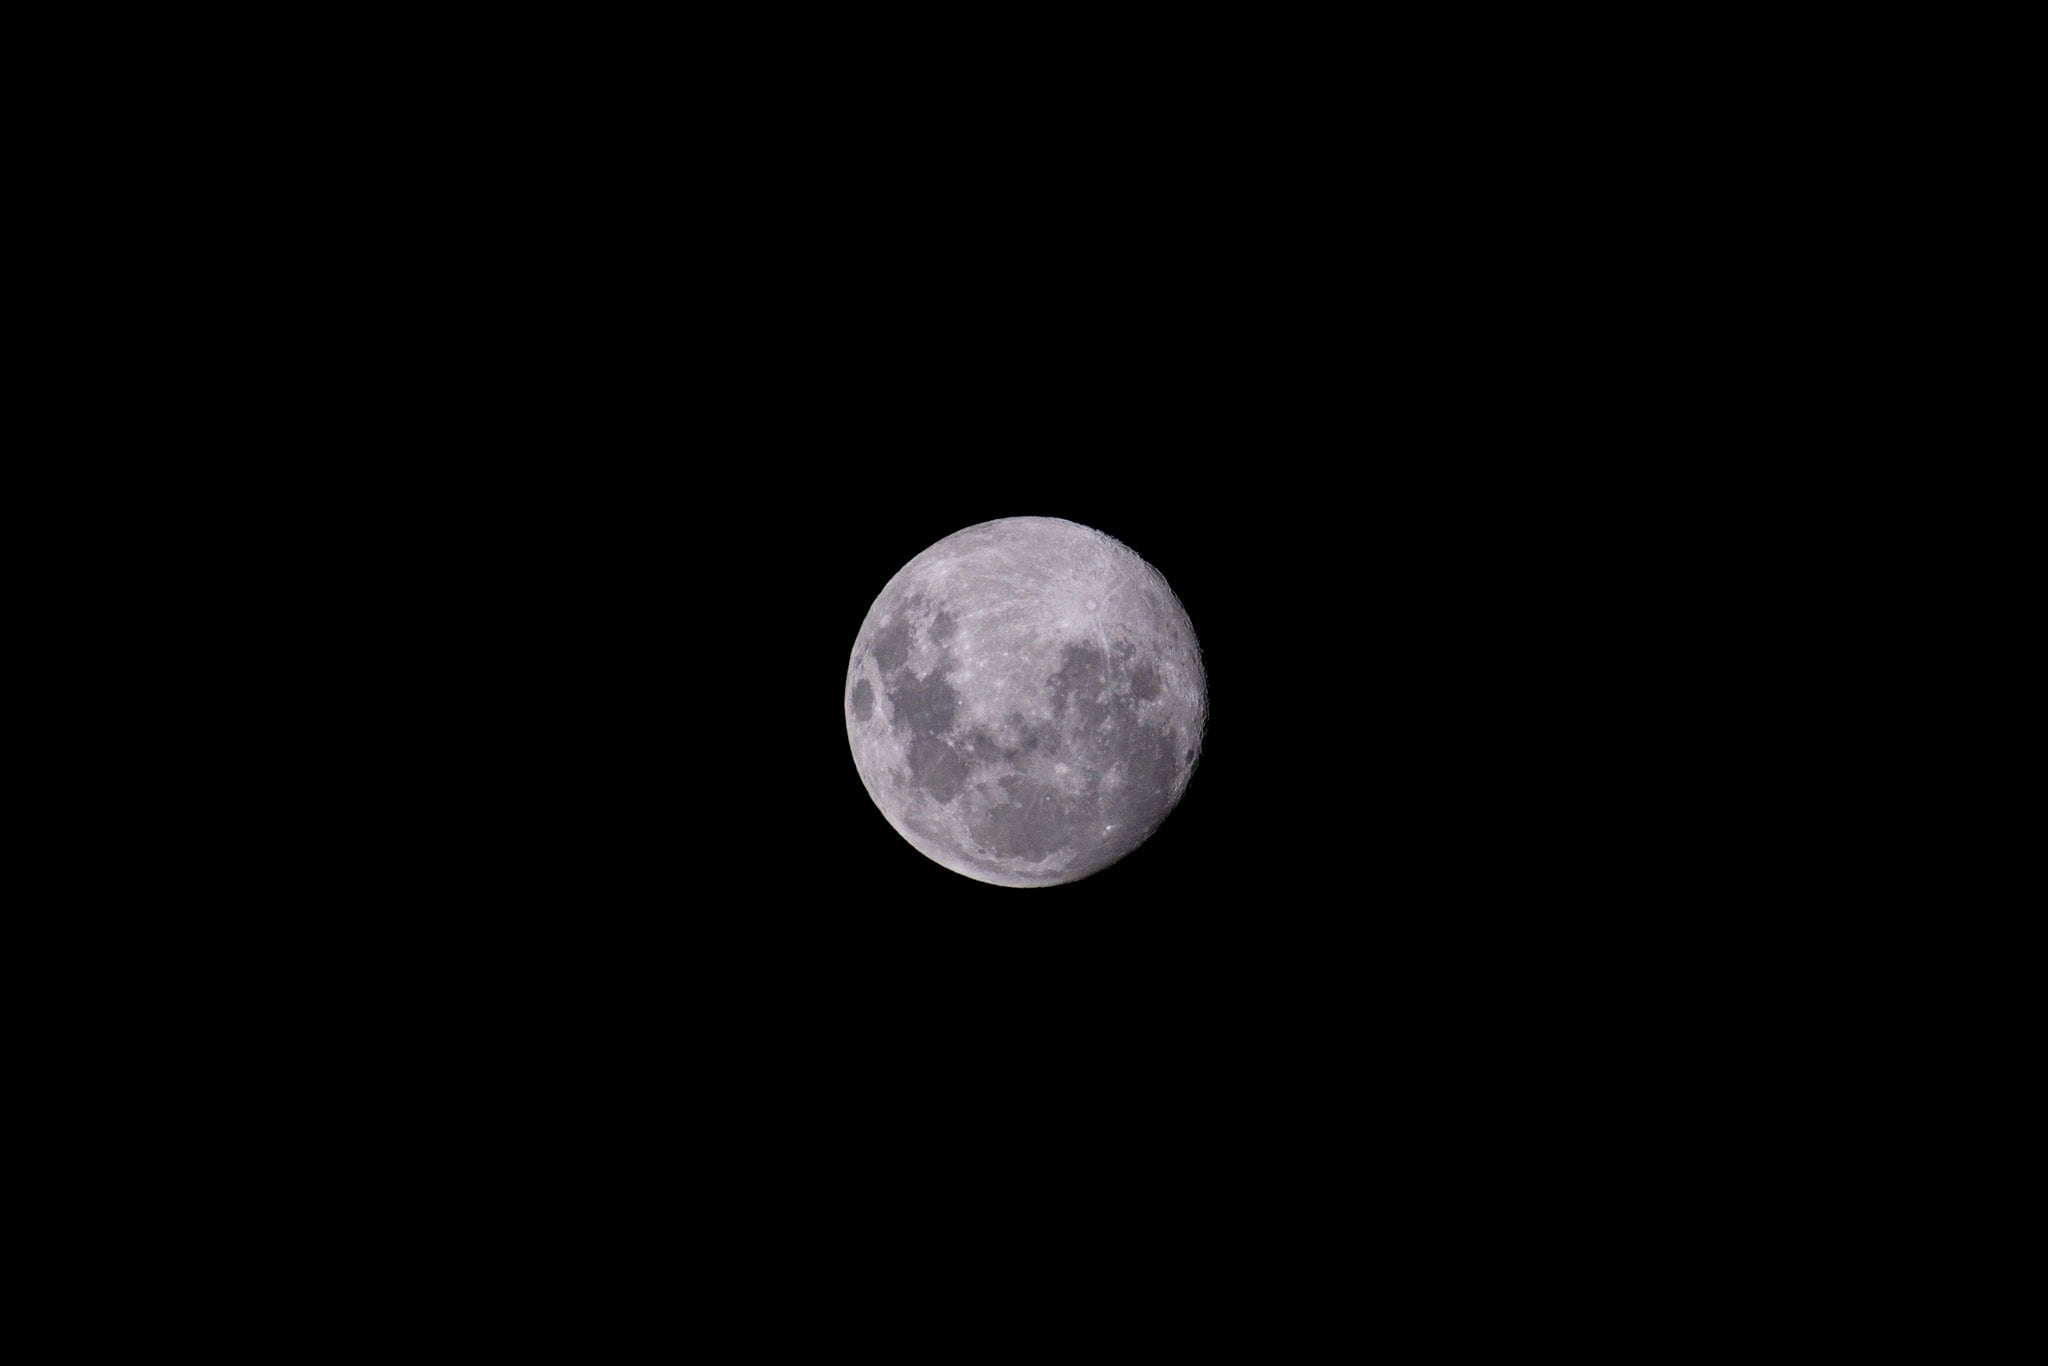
845;517;1206;887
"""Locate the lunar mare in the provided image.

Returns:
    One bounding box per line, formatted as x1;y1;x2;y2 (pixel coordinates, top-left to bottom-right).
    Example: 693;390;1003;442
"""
845;517;1206;887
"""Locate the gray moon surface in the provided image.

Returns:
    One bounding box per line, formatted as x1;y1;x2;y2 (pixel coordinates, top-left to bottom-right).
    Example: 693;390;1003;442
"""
846;517;1207;887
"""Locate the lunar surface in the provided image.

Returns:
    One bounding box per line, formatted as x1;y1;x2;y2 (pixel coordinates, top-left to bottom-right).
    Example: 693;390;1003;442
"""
846;517;1206;887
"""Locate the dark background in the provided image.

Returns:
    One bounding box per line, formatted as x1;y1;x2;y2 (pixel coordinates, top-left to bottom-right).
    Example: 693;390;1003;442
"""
330;313;1696;1004
222;38;1766;1297
297;444;1716;1300
418;449;1654;984
85;15;1849;1329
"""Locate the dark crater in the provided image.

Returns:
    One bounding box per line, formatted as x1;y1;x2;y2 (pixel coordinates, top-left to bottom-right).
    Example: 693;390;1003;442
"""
1042;641;1185;841
869;616;912;675
888;663;958;738
1111;725;1180;812
908;736;968;804
1046;644;1112;727
965;728;1004;765
976;775;1100;864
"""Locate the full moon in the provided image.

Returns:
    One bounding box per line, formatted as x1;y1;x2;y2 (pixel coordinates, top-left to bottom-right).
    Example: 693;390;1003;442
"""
845;517;1207;887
